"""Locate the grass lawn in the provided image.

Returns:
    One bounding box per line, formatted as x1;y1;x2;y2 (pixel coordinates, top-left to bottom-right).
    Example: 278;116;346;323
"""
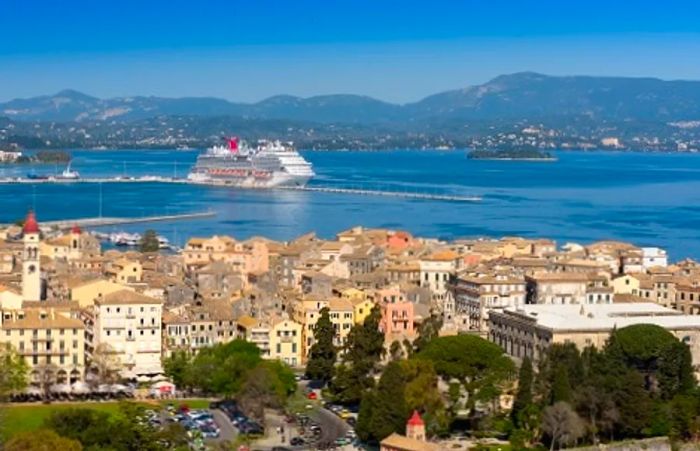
1;398;212;439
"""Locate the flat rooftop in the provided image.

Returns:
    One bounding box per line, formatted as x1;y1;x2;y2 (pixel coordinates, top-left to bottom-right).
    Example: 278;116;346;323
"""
503;303;700;331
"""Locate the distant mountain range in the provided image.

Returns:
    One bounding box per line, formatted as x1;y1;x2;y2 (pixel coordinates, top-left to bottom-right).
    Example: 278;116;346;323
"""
3;72;700;124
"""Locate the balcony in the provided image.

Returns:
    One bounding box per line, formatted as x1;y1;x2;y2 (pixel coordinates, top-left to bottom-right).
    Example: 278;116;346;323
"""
20;349;69;356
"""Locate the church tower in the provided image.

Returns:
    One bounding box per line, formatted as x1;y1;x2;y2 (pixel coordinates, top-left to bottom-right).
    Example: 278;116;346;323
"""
69;224;82;260
22;211;41;301
406;410;426;442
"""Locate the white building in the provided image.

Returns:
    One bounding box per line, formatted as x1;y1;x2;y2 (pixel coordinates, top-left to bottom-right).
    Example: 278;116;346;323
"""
489;303;700;369
419;251;461;303
642;247;668;270
94;289;163;377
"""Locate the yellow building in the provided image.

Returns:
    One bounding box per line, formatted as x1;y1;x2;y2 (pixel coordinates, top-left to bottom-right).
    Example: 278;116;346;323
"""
269;318;303;367
293;296;355;356
69;278;134;308
105;259;143;284
0;306;86;384
328;298;354;348
612;274;641;295
351;298;375;325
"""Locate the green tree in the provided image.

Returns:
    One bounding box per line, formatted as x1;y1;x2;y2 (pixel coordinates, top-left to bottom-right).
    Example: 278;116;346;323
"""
413;313;443;353
0;345;28;399
401;359;449;436
389;340;404;361
163;350;193;391
331;305;385;404
416;334;515;417
551;365;572;404
607;324;695;399
356;361;408;443
305;307;336;384
139;229;160;253
189;339;262;396
237;360;296;423
44;403;187;451
511;356;534;428
5;429;82;451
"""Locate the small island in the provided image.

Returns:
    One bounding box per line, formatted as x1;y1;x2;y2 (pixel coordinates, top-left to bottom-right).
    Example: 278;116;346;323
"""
2;150;72;165
468;149;557;161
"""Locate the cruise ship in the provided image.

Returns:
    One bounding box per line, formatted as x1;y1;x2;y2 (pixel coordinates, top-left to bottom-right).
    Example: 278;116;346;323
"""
188;137;315;187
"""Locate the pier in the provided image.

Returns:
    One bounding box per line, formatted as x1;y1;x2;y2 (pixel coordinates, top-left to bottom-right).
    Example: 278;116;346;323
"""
0;176;482;203
0;211;216;230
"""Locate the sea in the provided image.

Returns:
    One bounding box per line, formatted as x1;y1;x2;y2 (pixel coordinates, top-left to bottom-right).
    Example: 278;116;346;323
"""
1;149;700;260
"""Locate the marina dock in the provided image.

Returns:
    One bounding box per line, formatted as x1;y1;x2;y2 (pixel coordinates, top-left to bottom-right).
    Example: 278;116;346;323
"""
0;211;216;230
0;176;482;203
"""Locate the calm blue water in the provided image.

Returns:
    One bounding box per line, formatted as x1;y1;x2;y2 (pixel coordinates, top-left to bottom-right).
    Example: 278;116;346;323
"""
2;150;700;260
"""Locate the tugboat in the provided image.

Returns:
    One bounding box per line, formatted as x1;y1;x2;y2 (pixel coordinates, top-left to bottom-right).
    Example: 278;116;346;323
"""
56;161;80;180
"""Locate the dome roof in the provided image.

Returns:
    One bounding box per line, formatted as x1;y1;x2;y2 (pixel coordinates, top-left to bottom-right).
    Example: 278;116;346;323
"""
23;211;40;234
71;224;82;234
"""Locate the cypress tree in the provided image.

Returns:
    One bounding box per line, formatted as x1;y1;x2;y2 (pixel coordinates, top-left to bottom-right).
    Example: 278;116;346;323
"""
305;307;336;384
551;364;572;404
511;356;534;427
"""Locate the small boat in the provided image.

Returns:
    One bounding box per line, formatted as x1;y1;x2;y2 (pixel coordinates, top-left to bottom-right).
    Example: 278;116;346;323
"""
110;232;141;247
56;161;80;180
157;236;170;249
26;173;49;180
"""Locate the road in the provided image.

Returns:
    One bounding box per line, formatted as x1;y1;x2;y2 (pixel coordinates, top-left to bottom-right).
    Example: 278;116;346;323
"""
310;407;350;448
211;408;238;443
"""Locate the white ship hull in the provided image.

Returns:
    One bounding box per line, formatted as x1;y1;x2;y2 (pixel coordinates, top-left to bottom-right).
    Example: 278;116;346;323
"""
188;171;312;188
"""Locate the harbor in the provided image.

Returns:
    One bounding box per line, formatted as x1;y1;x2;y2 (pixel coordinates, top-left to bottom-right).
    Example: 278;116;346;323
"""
0;176;483;203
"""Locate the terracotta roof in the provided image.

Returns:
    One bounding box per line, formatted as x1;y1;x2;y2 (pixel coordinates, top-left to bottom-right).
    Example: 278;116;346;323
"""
97;289;161;305
2;309;83;330
23;211;40;234
380;433;444;451
408;410;424;426
424;250;460;262
328;298;353;312
237;315;260;329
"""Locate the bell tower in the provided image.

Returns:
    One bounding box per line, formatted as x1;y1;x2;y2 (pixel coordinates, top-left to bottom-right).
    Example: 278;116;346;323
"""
406;410;426;442
69;224;82;260
22;211;41;301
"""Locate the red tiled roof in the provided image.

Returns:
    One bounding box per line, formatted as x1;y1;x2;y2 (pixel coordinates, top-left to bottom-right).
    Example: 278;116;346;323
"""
407;410;424;426
23;211;39;234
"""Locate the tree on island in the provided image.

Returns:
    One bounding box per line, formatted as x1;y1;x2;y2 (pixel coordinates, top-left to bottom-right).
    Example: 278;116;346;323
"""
305;307;336;384
139;229;160;253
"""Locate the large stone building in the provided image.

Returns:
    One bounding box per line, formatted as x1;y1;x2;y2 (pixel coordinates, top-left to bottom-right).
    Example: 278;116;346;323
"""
93;290;163;377
0;305;86;385
489;303;700;369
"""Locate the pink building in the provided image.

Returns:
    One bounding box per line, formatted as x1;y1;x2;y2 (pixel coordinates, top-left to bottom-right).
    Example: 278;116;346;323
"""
380;295;415;342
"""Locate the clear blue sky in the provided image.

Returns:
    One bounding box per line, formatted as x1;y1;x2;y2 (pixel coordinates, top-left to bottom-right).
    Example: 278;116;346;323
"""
1;0;700;103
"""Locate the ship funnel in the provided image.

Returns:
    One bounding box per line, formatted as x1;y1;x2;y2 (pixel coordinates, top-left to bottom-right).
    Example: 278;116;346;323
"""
228;137;239;152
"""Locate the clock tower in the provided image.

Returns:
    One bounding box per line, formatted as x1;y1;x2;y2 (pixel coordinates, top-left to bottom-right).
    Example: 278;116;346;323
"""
22;210;41;301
